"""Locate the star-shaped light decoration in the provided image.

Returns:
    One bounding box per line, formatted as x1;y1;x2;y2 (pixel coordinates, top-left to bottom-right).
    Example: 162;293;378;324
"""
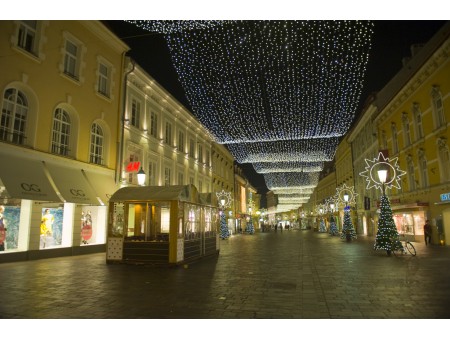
334;183;358;209
323;197;336;213
359;152;407;192
216;190;232;209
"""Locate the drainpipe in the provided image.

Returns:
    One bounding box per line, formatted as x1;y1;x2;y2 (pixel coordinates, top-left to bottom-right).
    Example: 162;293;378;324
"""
116;54;135;185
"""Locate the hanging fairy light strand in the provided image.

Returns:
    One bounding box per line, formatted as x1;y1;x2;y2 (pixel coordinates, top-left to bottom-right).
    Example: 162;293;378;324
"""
227;138;339;163
126;20;227;34
264;172;319;190
252;161;324;173
128;20;374;202
151;20;373;146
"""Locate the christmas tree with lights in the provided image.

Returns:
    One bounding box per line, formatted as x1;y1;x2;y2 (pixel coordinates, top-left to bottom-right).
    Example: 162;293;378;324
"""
374;194;402;254
340;206;357;241
319;218;327;232
219;212;230;239
246;218;255;234
329;215;339;236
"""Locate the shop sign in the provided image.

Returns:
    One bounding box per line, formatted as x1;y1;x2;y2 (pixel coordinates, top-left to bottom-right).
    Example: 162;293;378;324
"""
440;193;450;202
126;161;141;172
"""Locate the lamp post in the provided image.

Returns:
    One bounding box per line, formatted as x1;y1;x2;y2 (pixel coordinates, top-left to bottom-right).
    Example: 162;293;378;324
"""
247;206;254;234
329;202;339;236
216;190;232;239
378;169;388;196
137;167;146;186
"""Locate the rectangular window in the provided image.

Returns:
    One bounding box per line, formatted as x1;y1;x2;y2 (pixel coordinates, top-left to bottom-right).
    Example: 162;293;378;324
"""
205;150;210;166
189;139;195;158
148;162;156;186
198;144;203;163
165;122;172;145
131;98;140;128
150;111;157;137
178;172;184;185
97;62;110;97
164;167;171;186
17;20;37;54
178;131;184;152
64;40;78;79
127;153;142;184
198;180;202;193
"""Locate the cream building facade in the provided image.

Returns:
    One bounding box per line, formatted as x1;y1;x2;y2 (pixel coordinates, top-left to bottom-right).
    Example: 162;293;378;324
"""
119;60;213;192
373;22;450;245
0;20;128;262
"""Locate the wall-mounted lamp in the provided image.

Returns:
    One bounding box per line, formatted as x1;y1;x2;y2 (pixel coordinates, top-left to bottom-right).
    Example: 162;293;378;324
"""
137;167;146;186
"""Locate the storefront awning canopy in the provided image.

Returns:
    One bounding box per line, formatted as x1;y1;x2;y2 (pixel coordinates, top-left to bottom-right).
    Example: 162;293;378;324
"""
82;169;117;205
44;162;101;205
110;185;202;204
0;156;61;202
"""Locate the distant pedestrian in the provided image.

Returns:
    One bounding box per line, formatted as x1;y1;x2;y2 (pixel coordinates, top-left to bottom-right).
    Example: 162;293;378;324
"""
424;220;432;246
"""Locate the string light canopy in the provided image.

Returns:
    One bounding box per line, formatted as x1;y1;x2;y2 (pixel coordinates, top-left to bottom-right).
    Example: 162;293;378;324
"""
227;138;339;163
128;20;374;210
252;161;324;173
264;172;319;190
127;20;227;34
271;187;314;195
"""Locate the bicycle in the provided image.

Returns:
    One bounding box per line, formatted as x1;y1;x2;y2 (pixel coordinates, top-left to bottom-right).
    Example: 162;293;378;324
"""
390;235;416;256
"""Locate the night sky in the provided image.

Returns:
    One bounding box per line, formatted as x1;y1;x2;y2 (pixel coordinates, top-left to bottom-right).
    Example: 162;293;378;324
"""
103;20;447;200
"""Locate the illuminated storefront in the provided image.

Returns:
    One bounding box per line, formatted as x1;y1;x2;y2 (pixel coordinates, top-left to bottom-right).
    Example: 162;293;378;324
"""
0;148;117;262
391;203;428;242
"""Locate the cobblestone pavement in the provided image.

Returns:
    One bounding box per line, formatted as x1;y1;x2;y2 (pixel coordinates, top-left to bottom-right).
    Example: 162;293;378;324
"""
1;229;450;323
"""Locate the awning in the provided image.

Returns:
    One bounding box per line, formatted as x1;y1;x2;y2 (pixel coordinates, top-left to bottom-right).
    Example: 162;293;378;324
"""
82;169;117;205
0;156;61;202
110;185;200;203
44;162;101;205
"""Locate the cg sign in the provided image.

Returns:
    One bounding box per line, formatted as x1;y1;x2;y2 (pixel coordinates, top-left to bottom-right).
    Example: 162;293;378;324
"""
20;183;41;192
70;189;86;197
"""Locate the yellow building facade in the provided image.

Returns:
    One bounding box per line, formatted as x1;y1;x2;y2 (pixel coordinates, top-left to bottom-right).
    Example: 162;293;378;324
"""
374;22;450;245
0;20;128;262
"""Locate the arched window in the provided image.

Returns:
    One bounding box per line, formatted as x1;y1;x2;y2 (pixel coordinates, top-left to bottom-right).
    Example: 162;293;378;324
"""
402;112;411;147
51;108;71;156
90;123;104;165
406;155;416;191
412;103;424;140
438;138;450;182
418;149;429;188
391;123;398;154
1;88;28;145
431;86;445;128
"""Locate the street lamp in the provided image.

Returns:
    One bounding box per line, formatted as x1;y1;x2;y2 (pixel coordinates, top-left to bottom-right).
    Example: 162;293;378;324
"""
378;169;388;195
137;167;146;186
216;190;232;239
343;193;349;206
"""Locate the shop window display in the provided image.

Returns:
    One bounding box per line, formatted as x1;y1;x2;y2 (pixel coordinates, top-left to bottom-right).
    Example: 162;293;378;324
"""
40;207;63;249
0;205;20;252
81;210;93;245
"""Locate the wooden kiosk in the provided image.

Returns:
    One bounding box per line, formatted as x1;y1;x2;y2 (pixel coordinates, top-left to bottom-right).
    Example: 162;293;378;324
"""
106;185;220;265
